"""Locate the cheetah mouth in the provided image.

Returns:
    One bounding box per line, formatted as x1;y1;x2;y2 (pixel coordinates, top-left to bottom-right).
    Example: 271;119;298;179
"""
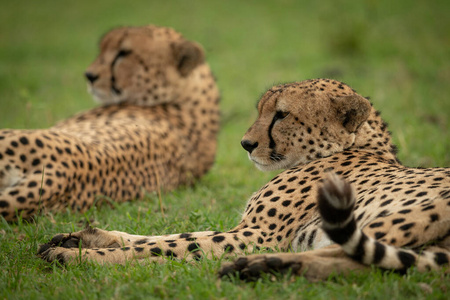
249;156;284;172
251;159;270;167
87;86;105;102
252;161;272;171
249;153;299;172
248;155;269;167
87;86;125;104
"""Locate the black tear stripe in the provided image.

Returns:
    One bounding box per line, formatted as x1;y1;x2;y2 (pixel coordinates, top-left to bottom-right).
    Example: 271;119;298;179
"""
267;115;278;149
110;56;122;95
109;31;132;96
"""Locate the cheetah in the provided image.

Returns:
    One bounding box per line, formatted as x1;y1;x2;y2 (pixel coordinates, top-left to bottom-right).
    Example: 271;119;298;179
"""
38;79;449;281
0;25;220;221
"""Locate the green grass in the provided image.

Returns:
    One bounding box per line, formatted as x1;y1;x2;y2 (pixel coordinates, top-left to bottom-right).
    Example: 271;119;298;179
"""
0;0;449;299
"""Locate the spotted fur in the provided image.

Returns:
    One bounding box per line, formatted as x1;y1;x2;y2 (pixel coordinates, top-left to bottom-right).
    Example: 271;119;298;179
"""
38;79;449;281
0;25;220;221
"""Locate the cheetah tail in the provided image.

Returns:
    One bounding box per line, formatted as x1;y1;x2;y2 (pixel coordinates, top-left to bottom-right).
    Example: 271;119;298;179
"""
317;173;449;273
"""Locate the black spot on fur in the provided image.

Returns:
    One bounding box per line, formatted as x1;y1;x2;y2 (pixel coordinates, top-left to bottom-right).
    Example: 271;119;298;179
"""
35;139;44;148
399;223;415;231
392;218;405;225
212;236;225;243
263;191;273;197
301;186;311;193
165;250;177;258
187;243;200;252
134;239;147;245
19;137;29;145
429;214;439;222
282;200;291;207
224;244;234;252
369;222;384;228
256;205;265;213
179;233;192;239
28;181;37;188
150;247;162;256
305;203;316;211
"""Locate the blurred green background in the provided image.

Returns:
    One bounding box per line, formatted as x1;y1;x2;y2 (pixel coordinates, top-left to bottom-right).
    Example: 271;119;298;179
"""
1;1;449;299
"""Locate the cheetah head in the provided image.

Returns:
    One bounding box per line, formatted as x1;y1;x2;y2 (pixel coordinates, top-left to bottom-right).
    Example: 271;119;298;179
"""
241;79;373;171
84;25;205;105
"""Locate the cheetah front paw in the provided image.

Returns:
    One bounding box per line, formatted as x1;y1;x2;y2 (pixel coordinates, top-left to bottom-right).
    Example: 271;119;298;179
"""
39;227;123;250
38;245;86;264
37;227;125;264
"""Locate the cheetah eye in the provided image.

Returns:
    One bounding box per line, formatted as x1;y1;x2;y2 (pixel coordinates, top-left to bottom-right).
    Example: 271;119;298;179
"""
116;49;132;58
274;110;290;120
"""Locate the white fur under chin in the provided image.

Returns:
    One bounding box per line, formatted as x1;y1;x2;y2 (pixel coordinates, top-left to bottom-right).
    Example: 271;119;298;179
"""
250;154;299;172
91;93;104;104
88;86;124;105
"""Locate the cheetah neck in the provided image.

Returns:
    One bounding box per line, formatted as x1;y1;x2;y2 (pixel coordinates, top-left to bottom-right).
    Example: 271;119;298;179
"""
352;109;400;164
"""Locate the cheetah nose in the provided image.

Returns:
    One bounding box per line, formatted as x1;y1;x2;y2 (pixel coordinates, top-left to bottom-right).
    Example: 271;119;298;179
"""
84;72;99;84
241;140;259;154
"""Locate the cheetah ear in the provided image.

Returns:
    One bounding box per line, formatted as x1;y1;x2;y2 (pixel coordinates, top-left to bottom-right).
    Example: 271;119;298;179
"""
332;94;372;133
172;40;205;77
